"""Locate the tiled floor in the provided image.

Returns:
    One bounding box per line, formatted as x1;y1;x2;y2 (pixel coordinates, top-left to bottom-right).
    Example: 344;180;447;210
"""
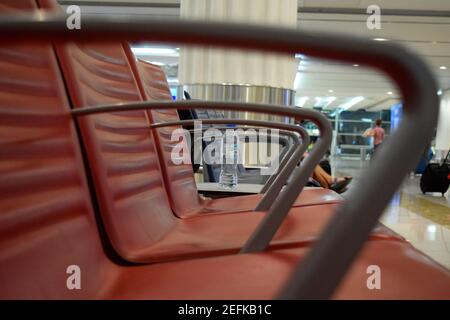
332;157;450;269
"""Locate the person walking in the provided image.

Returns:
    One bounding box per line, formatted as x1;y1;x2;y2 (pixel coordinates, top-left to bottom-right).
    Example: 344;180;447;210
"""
363;119;385;159
372;119;385;156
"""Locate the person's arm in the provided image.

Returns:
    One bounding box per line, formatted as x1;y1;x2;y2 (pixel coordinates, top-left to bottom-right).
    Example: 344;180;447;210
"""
362;128;374;137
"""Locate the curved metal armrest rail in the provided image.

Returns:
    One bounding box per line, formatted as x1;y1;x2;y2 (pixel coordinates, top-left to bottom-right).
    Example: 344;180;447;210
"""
259;132;300;195
2;14;439;299
150;118;309;207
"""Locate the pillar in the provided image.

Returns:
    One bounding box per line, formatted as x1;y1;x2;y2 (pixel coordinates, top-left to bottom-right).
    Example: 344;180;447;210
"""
178;0;298;112
436;90;450;159
178;0;298;165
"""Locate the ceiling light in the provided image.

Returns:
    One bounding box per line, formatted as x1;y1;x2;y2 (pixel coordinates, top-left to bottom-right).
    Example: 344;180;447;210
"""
314;96;336;108
314;97;323;107
387;91;393;95
328;89;334;93
296;96;309;108
293;72;303;89
439;66;447;70
353;64;359;67
437;90;443;96
324;96;336;108
373;38;389;41
147;61;165;66
338;96;365;111
131;47;179;56
295;54;307;59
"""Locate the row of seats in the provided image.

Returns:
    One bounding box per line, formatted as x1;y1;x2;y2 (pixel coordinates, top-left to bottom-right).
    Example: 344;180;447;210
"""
0;0;449;299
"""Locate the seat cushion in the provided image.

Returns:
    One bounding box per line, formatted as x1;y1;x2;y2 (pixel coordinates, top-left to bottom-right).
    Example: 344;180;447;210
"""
108;240;450;299
200;187;343;214
110;203;404;263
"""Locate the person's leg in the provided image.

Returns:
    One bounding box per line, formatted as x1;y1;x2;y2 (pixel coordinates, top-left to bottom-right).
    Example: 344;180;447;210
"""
372;143;380;160
312;165;332;188
312;164;353;192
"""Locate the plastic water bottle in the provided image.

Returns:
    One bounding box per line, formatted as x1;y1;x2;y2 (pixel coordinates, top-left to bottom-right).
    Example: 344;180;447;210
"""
219;129;238;190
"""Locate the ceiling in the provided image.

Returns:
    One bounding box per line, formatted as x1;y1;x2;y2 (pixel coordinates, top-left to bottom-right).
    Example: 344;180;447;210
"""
295;0;450;111
58;0;450;111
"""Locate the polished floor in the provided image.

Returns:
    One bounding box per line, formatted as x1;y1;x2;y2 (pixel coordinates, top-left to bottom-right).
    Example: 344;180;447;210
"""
333;157;450;269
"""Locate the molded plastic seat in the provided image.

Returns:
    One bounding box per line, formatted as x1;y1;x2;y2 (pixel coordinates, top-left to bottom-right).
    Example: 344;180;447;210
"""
131;57;344;218
0;0;449;300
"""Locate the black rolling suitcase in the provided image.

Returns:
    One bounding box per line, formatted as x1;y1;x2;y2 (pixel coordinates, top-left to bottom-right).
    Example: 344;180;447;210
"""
420;150;450;195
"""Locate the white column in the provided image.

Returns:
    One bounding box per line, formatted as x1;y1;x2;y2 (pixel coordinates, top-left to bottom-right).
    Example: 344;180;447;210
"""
436;91;450;158
178;0;298;166
178;0;298;90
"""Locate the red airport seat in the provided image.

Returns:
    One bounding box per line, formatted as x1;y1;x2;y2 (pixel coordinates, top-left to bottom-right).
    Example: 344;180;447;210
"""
0;0;449;300
53;35;405;263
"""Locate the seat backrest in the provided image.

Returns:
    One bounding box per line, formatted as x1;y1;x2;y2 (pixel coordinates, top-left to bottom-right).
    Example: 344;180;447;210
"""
0;0;115;299
131;57;205;217
53;40;180;262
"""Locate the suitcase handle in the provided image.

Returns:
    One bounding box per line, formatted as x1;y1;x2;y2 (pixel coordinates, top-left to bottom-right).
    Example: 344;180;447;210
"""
442;150;450;167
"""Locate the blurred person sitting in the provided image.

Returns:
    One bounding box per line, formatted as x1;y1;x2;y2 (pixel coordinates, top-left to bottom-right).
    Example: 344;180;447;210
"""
312;165;352;193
